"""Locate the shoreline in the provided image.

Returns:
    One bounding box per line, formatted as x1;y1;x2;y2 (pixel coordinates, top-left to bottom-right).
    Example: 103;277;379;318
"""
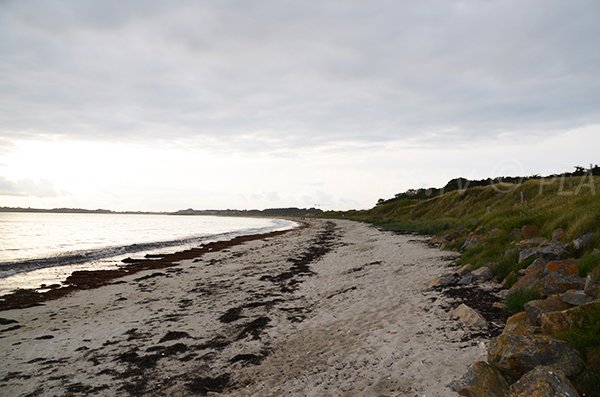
0;219;487;396
0;225;301;312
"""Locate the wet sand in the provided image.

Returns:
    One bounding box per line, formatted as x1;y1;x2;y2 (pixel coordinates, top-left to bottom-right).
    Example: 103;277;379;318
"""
0;219;487;396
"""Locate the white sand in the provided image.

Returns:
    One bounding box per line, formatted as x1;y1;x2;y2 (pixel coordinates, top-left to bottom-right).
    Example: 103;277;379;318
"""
0;219;485;396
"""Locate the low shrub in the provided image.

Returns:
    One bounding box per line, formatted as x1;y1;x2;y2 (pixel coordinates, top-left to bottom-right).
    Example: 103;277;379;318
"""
579;250;600;276
506;287;540;314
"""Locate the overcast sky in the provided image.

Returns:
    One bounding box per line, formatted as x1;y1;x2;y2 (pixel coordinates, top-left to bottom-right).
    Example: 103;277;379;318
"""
1;0;599;211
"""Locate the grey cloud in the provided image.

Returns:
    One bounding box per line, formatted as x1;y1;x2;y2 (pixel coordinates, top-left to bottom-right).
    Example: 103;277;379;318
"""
0;177;60;197
1;0;599;149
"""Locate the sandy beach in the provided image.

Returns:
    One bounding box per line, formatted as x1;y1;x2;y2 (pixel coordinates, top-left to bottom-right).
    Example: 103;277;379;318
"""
0;219;487;396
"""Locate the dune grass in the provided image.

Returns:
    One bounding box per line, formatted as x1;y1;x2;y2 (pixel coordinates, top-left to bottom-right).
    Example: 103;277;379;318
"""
324;176;600;278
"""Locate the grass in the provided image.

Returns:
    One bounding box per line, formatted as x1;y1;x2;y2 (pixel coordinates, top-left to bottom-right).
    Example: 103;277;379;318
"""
579;250;600;276
505;287;540;314
558;303;600;351
558;303;600;397
323;176;600;279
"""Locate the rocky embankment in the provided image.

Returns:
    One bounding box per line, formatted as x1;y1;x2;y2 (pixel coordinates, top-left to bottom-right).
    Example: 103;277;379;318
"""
434;226;600;397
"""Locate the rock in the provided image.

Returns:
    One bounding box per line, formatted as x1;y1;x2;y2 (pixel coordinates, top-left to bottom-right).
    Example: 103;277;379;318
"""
507;366;580;397
542;260;585;295
540;300;600;338
519;248;538;264
502;271;518;289
573;233;594;251
524;295;571;325
487;334;584;382
584;273;600;299
522;225;540;240
552;228;565;242
449;361;509;397
457;264;472;276
502;312;538;336
458;274;474;285
493;302;507;310
536;241;569;261
510;259;547;291
451;303;488;329
516;238;546;250
510;259;585;297
430;273;457;288
472;266;494;282
561;289;592;306
461;232;480;251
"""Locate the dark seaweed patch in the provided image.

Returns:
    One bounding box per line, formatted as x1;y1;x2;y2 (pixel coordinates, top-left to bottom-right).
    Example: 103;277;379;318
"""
185;374;231;395
159;330;191;343
236;316;270;340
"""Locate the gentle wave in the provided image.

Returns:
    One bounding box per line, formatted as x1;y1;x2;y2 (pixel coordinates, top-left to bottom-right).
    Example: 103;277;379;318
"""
0;220;296;279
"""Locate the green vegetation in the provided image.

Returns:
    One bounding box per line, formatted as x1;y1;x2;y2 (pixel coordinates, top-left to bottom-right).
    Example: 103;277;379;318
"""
505;287;540;314
324;175;600;280
558;304;600;351
558;303;600;397
579;250;600;276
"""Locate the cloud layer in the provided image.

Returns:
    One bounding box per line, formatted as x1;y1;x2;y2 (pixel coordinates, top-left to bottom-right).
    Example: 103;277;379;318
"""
2;0;599;151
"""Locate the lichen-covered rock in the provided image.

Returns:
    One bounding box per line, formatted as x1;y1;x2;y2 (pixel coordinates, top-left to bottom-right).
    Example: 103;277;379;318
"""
502;312;538;336
561;289;592;306
451;303;488;329
510;259;585;297
540;300;600;337
510;259;547;291
507;366;580;397
487;334;584;382
472;266;494;282
524;295;571;325
449;361;509;397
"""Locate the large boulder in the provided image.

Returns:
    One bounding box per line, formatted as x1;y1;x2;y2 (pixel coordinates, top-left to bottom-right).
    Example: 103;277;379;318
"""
524;295;571;325
449;361;509;397
451;303;488;329
561;289;592;306
509;259;547;291
487;334;584;382
540;300;600;338
507;366;580;397
536;241;569;261
502;312;538;336
471;266;494;282
509;259;585;297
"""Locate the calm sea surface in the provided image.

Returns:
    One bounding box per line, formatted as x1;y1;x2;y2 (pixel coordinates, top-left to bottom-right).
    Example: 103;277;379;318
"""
0;212;296;294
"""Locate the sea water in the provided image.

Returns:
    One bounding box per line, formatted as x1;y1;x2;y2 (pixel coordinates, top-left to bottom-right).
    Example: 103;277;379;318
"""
0;212;296;295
